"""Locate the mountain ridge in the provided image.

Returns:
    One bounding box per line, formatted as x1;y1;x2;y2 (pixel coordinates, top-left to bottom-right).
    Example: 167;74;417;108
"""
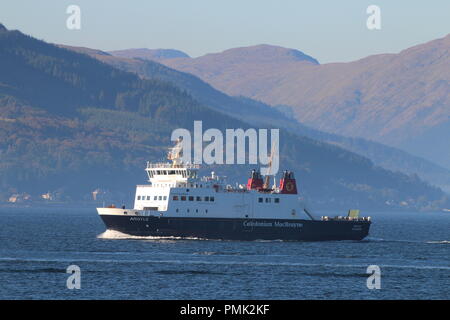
67;44;450;191
1;26;448;210
132;35;450;170
110;48;190;61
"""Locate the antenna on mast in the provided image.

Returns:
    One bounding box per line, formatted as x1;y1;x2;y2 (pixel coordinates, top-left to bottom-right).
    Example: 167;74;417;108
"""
263;142;276;189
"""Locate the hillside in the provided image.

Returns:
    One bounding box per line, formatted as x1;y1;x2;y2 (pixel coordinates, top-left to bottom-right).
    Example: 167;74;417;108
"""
67;45;450;191
127;38;450;170
0;24;448;210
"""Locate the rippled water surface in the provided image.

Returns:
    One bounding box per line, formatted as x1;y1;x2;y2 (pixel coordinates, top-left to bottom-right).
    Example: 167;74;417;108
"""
0;207;448;299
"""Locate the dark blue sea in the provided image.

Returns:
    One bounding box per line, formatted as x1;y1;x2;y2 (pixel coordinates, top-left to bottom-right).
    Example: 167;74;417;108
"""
0;207;448;300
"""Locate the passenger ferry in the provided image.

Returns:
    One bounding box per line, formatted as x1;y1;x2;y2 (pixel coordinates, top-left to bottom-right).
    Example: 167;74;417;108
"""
97;141;371;241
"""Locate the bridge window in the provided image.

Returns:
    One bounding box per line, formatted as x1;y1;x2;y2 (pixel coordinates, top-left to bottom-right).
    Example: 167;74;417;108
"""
188;196;194;201
265;198;271;203
204;196;210;201
137;196;141;200
210;197;215;202
196;196;202;201
181;196;186;201
275;198;280;203
173;196;179;201
258;198;263;203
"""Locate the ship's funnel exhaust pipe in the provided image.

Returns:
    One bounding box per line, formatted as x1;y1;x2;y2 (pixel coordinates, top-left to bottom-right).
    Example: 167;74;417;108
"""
279;170;298;194
247;169;264;190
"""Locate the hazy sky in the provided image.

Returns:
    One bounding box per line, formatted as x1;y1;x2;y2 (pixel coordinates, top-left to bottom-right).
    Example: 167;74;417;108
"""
1;0;449;63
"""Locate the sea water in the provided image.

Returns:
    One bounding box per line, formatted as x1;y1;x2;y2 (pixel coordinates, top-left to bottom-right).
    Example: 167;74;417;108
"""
0;207;448;299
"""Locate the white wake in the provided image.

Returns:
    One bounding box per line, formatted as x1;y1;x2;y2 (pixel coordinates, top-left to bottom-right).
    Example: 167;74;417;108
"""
97;229;205;241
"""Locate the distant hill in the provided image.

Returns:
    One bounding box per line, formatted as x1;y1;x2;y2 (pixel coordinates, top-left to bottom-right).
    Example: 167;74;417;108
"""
68;44;450;192
110;48;190;61
0;24;448;210
140;39;450;171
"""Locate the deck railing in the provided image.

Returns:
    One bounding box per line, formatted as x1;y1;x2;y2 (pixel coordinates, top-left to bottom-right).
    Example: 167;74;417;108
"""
146;162;200;169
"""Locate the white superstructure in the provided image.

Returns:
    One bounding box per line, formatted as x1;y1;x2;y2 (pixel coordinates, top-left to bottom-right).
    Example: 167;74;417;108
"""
99;140;309;220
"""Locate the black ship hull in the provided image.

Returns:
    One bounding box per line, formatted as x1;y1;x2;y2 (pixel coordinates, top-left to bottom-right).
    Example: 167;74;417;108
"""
99;215;371;241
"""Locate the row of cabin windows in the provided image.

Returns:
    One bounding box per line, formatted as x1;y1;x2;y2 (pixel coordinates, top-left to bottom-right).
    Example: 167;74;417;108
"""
148;170;197;178
137;195;167;201
188;184;204;188
172;196;215;202
151;170;183;176
175;208;208;214
258;197;280;203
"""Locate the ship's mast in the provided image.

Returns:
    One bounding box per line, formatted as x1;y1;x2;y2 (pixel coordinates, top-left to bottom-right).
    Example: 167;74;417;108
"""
263;142;276;189
167;138;183;167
